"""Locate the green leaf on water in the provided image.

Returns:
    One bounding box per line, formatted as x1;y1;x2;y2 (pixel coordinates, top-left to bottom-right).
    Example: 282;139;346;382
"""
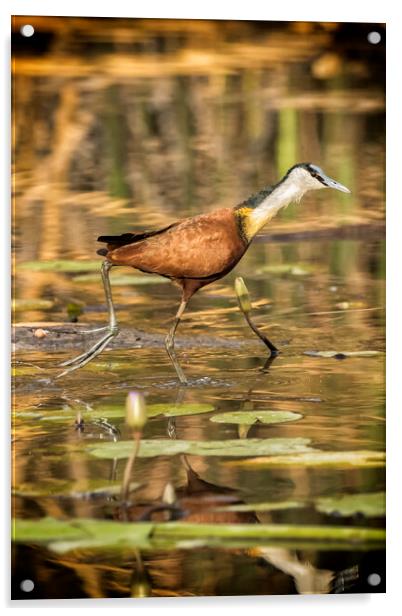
14;408;72;422
214;500;305;513
12;517;385;553
17;260;101;273
304;350;381;359
13;517;153;553
210;410;302;425
154;522;385;547
86;361;127;372
315;492;385;517
13;299;55;311
223;493;386;517
256;263;312;276
31;402;215;423
13;517;91;543
73;273;170;285
13;480;140;500
12;363;45;377
13;411;42;418
88;437;314;460
225;450;385;468
147;403;215;418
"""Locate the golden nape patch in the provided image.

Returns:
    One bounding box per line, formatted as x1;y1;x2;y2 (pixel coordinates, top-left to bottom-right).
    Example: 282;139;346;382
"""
235;206;278;242
235;207;255;241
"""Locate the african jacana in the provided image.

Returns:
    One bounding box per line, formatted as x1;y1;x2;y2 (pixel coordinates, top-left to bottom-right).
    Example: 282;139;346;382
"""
58;163;350;383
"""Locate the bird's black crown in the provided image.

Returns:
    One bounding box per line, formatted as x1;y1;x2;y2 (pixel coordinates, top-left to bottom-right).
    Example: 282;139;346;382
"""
286;162;327;185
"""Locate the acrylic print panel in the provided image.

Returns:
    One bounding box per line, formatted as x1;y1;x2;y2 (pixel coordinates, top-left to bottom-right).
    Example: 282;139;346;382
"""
11;15;385;599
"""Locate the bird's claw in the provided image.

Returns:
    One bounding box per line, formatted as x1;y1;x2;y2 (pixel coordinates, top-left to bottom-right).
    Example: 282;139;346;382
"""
80;326;110;334
56;326;119;378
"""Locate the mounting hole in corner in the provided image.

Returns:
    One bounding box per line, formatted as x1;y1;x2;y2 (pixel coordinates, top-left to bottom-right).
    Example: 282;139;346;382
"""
20;24;35;38
20;579;34;592
367;31;381;45
367;573;381;587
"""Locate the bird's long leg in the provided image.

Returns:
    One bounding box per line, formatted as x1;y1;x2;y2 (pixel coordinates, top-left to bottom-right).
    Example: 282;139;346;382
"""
244;312;279;357
165;299;188;385
57;261;119;377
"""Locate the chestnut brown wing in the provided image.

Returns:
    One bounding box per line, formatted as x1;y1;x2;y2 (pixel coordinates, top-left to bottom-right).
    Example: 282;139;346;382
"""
106;208;247;279
97;222;178;252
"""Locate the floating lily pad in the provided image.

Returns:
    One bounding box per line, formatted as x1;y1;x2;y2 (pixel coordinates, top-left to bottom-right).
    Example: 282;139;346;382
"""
256;263;312;276
13;411;42;419
13;517;153;553
88;437;314;460
73;274;169;285
12;517;385;554
13;481;140;501
13;299;55;311
210;410;302;425
225;450;385;468
86;361;127;372
12;364;45;377
214;500;305;513
315;492;385;517
17;260;101;273
13;478;72;498
147;403;215;418
14;408;71;421
31;402;215;423
304;350;381;359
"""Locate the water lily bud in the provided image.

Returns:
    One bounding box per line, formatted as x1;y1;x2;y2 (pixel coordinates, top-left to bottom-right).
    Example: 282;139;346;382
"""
125;392;147;431
131;576;151;598
162;482;177;505
235;277;252;313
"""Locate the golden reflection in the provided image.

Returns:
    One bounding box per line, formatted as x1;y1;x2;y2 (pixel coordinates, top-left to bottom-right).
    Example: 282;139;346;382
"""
12;16;385;599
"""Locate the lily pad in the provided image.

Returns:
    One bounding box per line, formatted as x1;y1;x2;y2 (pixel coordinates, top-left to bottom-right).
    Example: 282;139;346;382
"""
214;500;305;513
12;364;45;377
12;517;385;553
13;411;42;418
13;517;153;553
304;350;381;359
17;260;101;273
88;437;314;460
210;410;302;425
315;492;385;517
73;274;169;285
225;450;385;468
256;263;312;276
147;403;215;418
13;480;140;501
13;299;55;311
30;402;215;423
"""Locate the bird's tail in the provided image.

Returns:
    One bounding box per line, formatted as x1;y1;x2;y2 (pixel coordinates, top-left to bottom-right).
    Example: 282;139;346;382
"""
97;232;138;245
96;223;177;256
96;232;140;255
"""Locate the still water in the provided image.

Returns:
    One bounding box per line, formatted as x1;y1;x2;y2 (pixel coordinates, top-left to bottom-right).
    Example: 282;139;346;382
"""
12;17;385;598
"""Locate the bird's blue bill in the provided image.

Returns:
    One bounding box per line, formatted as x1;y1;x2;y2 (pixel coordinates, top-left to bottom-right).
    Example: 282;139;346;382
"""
322;174;351;193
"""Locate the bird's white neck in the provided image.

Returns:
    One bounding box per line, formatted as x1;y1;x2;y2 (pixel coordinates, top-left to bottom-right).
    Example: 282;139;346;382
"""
244;176;307;239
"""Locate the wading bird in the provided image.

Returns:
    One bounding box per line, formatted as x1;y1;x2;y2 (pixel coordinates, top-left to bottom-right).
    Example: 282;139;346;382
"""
58;163;350;383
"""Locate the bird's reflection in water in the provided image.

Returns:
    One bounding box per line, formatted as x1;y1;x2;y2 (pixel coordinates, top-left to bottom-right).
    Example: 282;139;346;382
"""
119;360;346;596
116;374;261;524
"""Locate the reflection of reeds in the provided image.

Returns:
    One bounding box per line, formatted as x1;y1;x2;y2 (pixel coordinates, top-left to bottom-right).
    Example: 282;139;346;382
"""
11;18;385;482
12;19;385;255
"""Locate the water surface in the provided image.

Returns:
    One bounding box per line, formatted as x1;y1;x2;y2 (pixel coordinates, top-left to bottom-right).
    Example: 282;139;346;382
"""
12;17;385;598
